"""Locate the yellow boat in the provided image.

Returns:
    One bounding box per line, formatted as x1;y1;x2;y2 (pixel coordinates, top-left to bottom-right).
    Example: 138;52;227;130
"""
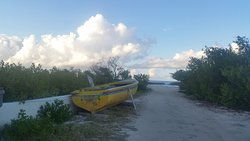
71;79;138;113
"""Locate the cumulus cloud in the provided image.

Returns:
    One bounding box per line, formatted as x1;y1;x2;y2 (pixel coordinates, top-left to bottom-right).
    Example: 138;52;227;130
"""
0;35;22;60
132;49;204;69
230;42;240;53
1;14;150;68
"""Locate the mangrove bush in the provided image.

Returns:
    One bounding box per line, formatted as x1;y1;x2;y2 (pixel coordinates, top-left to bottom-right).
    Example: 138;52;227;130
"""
0;57;134;102
172;36;250;110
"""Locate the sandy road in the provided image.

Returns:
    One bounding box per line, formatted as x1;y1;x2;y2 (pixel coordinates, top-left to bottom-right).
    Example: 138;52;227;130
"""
126;85;250;141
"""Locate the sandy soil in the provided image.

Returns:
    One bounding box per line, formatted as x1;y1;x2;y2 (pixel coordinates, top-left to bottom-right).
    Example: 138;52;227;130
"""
125;85;250;141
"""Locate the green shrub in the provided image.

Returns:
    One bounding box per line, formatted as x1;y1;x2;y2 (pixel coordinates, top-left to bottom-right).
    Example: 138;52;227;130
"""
134;74;149;91
0;57;132;102
220;66;250;109
0;62;89;102
1;100;74;141
1;109;54;141
37;99;73;124
172;36;250;110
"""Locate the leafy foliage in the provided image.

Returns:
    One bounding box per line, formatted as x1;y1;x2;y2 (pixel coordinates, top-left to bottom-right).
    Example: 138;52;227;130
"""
0;62;89;102
0;57;133;102
37;99;73;124
134;73;149;90
1;109;54;141
87;57;132;85
172;36;250;110
233;36;250;53
1;100;73;141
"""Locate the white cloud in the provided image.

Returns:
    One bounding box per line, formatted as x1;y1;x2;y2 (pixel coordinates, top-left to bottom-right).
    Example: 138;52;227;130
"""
130;68;174;80
130;69;137;77
132;49;204;69
230;42;240;53
0;14;227;81
112;43;140;57
0;35;22;60
148;68;156;77
1;14;149;68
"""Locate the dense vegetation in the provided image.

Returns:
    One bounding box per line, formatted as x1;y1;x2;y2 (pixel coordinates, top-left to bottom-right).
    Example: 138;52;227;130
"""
172;36;250;110
1;100;73;141
134;73;149;91
0;62;89;102
0;57;149;102
1;109;54;141
37;99;73;124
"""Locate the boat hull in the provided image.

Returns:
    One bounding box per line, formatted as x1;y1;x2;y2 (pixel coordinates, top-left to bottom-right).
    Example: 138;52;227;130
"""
71;80;138;113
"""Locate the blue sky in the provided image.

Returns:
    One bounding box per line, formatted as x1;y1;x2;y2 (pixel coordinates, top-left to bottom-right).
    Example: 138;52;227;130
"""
1;0;250;80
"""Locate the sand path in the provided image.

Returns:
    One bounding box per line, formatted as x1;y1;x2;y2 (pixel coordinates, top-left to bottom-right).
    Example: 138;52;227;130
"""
126;85;250;141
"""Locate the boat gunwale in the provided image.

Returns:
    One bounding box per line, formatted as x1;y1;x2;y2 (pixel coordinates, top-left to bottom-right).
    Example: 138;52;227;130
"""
71;80;138;97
